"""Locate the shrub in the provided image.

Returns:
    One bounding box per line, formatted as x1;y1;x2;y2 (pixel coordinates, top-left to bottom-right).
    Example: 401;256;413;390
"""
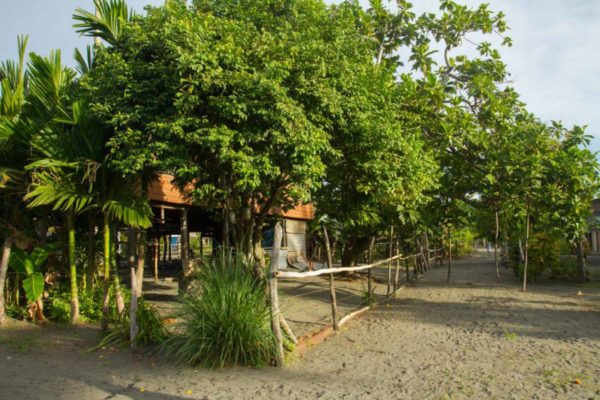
161;253;277;368
47;282;129;323
94;298;169;349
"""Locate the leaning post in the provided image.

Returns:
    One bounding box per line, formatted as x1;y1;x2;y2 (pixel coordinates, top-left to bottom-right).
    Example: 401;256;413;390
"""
269;222;285;367
323;226;339;330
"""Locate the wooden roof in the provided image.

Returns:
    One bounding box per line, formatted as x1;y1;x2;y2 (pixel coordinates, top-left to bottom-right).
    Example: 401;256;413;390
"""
148;174;314;221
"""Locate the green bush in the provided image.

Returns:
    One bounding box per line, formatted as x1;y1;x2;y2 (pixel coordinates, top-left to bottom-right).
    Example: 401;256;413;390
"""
452;228;477;257
47;282;130;323
161;253;277;368
95;298;170;349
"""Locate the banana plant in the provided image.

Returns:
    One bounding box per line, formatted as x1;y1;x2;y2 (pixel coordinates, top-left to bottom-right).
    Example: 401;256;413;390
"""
9;245;55;321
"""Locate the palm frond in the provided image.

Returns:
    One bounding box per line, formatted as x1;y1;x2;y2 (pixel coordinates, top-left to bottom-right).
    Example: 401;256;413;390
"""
25;170;96;214
73;0;134;45
0;35;28;117
102;197;153;229
73;45;95;76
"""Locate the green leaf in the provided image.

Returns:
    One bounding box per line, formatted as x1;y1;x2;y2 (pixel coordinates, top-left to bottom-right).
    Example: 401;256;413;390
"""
22;272;45;302
8;247;28;275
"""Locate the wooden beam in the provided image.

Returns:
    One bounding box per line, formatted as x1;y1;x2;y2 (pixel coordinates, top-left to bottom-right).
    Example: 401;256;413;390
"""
275;254;402;279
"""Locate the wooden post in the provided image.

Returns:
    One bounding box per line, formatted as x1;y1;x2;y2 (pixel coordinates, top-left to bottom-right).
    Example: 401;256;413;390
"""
181;208;190;285
168;235;172;261
404;257;409;283
153;238;159;283
495;210;500;282
424;230;431;271
323;227;339;330
387;226;394;297
163;235;167;262
447;229;452;283
280;315;298;345
367;236;375;299
269;222;285;367
393;238;400;293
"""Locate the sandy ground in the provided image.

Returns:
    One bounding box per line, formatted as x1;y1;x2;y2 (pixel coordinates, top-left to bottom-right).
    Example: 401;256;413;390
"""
1;252;600;399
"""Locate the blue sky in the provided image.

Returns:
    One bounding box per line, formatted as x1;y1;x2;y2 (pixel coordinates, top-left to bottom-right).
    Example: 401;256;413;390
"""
2;0;599;152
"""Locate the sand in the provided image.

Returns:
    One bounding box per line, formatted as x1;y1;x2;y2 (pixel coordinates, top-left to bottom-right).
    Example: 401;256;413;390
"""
1;252;600;399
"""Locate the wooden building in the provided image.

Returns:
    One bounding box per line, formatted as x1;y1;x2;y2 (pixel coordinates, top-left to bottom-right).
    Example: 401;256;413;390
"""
146;174;314;272
588;199;600;253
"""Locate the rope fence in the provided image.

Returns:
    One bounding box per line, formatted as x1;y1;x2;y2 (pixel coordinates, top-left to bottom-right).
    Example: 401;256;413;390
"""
269;223;449;367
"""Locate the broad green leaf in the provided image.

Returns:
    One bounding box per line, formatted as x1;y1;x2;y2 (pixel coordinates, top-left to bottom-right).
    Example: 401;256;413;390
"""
22;272;45;302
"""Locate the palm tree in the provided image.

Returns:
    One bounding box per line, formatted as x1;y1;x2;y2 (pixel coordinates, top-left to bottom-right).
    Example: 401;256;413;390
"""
0;36;29;324
73;0;134;46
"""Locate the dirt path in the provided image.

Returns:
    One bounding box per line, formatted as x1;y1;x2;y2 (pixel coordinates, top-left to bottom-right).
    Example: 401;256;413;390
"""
1;253;600;399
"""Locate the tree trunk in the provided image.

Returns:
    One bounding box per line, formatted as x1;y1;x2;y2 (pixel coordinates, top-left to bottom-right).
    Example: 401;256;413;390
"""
576;239;586;283
252;228;265;280
523;213;530;292
423;230;431;270
111;226;125;315
341;236;372;268
386;226;394;297
518;239;524;263
495;210;500;282
128;228;138;350
101;212;111;330
135;230;145;296
67;211;80;324
0;237;13;325
179;208;191;292
85;213;96;292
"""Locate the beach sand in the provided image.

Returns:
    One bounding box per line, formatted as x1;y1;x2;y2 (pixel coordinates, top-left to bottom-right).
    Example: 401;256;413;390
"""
1;252;599;399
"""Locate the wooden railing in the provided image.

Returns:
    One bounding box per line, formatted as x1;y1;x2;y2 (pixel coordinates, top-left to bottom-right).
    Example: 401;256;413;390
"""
269;222;447;367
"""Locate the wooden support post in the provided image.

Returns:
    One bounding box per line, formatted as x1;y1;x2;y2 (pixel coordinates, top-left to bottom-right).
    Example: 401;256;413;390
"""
387;226;394;297
280;315;298;345
168;235;172;261
181;209;190;287
393;238;400;293
447;230;452;283
163;235;167;262
153;238;159;283
323;227;339;330
269;222;285;367
367;237;375;299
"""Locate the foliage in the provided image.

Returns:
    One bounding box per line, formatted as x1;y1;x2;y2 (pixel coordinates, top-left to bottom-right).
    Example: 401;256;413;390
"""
9;244;54;304
47;282;125;323
360;282;377;307
94;297;169;349
161;253;276;368
451;228;477;257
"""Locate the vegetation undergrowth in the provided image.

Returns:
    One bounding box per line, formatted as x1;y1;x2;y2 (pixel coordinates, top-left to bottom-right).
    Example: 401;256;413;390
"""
161;253;277;368
93;298;169;350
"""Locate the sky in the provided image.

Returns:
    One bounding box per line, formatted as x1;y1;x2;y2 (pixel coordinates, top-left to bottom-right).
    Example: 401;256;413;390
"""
2;0;599;152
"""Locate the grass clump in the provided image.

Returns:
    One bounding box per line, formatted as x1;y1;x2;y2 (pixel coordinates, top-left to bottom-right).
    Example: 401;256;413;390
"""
94;298;169;350
161;253;277;368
